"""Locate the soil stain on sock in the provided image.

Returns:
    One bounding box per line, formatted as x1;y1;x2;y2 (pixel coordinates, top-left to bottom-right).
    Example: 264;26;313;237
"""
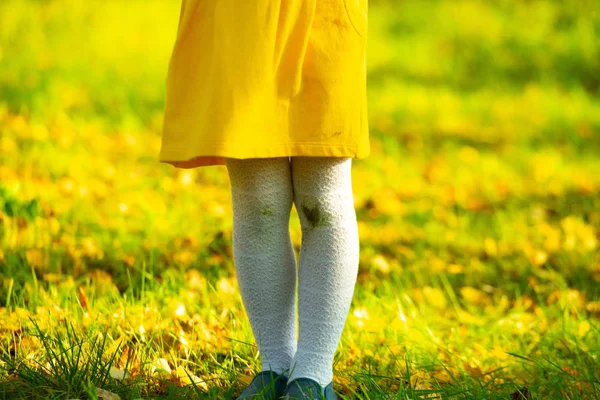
301;203;327;228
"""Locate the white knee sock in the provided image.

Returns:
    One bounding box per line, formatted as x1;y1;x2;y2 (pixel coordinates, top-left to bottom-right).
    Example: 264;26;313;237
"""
226;157;298;377
287;157;360;387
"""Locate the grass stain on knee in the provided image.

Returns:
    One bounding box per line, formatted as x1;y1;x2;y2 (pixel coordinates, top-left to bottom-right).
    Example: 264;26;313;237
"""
260;208;274;216
301;203;327;228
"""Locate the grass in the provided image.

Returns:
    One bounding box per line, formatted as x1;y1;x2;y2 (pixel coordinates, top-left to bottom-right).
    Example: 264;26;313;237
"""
1;0;599;398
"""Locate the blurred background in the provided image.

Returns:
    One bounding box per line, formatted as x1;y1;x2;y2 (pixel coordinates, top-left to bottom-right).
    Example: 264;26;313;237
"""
0;0;599;398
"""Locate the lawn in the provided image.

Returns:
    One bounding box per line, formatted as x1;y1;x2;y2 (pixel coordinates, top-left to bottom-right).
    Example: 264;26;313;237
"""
0;0;599;398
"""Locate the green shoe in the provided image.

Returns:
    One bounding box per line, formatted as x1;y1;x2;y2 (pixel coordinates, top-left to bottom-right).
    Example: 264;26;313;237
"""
237;370;289;400
280;377;337;400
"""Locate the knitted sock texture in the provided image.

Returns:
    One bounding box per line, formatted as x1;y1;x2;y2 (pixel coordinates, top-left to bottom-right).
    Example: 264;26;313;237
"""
226;157;298;376
287;156;360;387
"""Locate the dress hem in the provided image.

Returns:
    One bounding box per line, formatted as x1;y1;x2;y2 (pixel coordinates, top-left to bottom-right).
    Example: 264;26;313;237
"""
159;142;370;169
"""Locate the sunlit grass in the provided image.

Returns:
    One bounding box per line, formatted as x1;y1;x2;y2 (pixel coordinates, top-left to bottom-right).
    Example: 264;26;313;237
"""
1;0;599;398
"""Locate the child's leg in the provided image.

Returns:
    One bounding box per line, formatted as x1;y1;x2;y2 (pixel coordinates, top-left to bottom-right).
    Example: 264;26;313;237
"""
287;156;360;386
225;157;298;377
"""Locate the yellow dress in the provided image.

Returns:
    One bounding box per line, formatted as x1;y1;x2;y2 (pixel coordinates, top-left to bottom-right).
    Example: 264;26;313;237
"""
159;0;369;168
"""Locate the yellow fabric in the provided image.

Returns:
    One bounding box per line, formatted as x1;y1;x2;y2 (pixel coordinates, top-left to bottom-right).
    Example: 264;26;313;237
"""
159;0;370;168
